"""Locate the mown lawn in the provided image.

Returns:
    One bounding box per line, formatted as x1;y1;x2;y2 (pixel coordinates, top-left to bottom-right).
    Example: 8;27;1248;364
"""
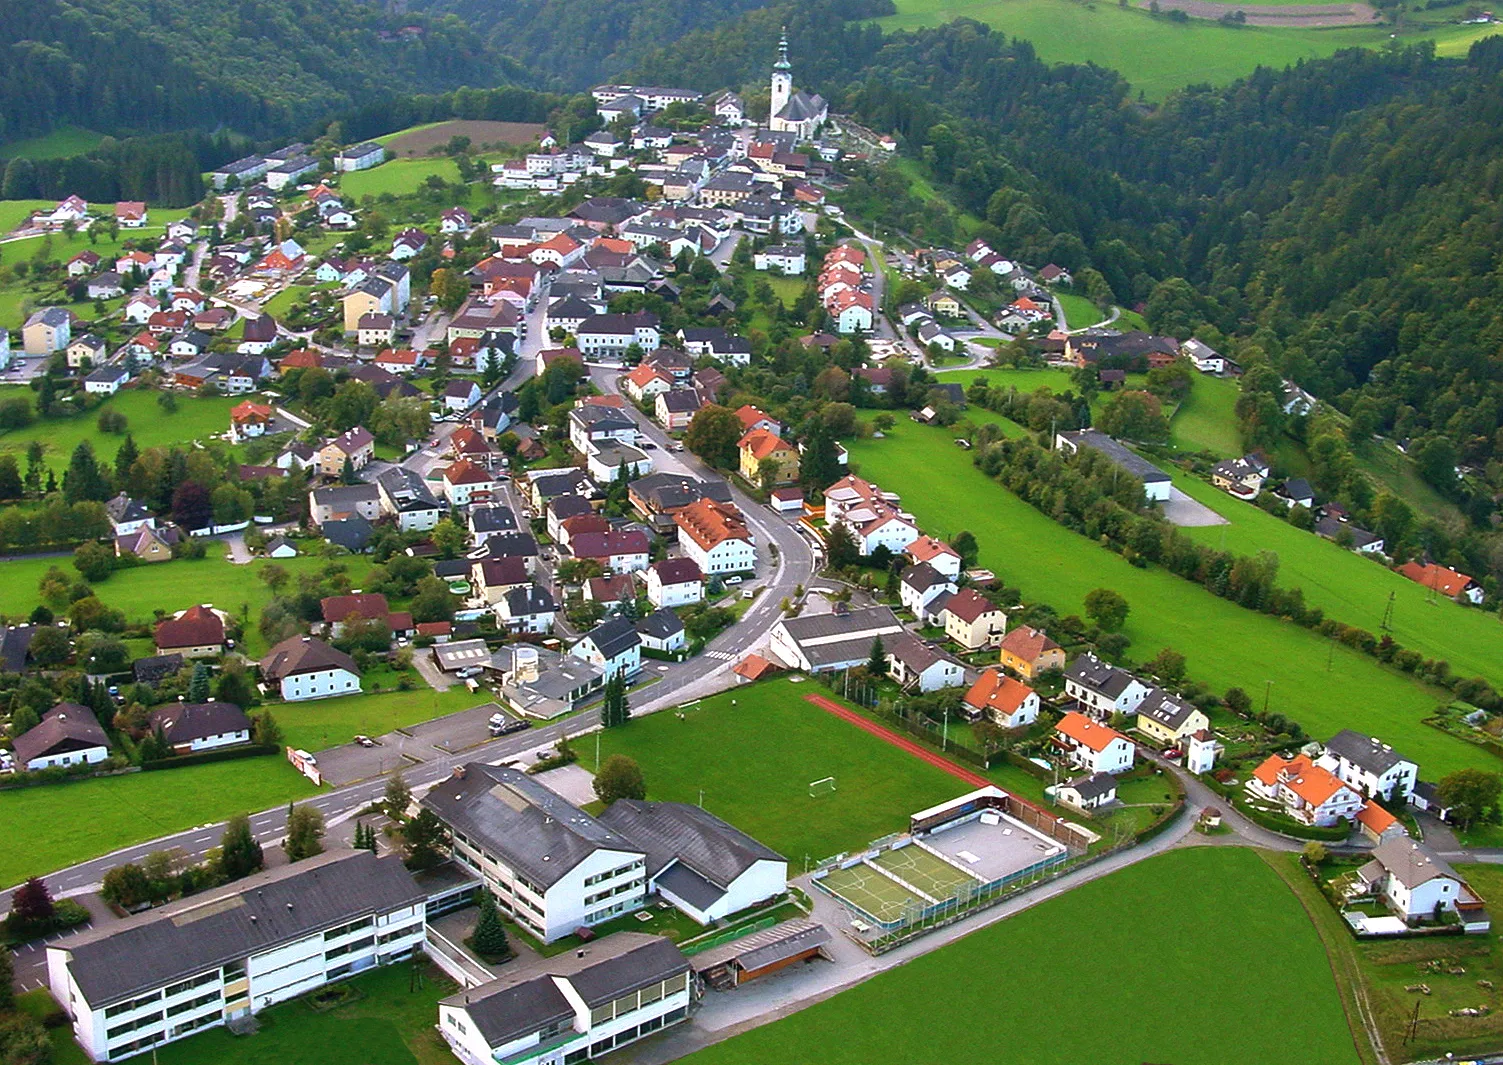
339;157;463;200
594;677;970;863
685;847;1361;1065
936;366;1076;395
1172;470;1503;694
1167;373;1242;457
875;0;1502;100
0;553;375;658
0;758;314;886
123;961;457;1065
0;198;55;233
278;686;484;754
0;388;239;476
848;420;1487;775
1054;291;1104;330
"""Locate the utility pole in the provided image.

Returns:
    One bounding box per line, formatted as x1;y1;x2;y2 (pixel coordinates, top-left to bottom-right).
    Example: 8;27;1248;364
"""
1263;679;1273;715
1381;590;1395;631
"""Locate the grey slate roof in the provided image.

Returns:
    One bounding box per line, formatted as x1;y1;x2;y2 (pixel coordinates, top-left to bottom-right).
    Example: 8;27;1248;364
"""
775;605;904;669
149;701;251;745
580;615;641;659
469;505;519;535
503;585;558;617
421;762;639;889
900;562;949;594
1324;729;1412;776
1064;771;1117;802
1064;653;1141;700
598;799;783;887
445;933;688;1047
12;702;108;767
260;636;358;682
1369;837;1463;890
322;515;374;552
635;608;684;641
59;851;423;1007
1058;429;1171;485
133;653;184;684
630;473;731;512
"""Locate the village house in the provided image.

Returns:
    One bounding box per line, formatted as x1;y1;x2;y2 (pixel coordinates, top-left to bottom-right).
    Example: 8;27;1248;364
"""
963;669;1041;729
1248;753;1364;827
1064;653;1151;719
571;529;652;574
1136;689;1211;745
259;635;361;701
998;626;1065;681
1353;838;1490;930
153;605;225;659
1056;772;1117;811
1397;560;1485;604
941;589;1007;651
317;427;375;476
147;701;252;754
674;498;755;575
737;428;800;486
899;562;956;621
1054;712;1136;775
1318;729;1419;802
646;557;705;608
770;605;906;674
12;702;110;771
885;632;967;693
571;616;643;680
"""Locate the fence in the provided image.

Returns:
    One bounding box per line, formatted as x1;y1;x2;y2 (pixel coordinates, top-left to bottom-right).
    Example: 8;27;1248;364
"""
811;673;998;768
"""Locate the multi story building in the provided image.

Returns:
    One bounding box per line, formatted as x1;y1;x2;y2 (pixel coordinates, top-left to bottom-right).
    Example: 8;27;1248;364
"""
48;851;425;1062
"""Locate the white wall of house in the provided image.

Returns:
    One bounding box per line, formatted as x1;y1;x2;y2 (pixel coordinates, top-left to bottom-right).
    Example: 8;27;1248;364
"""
647;575;703;609
278;668;360;702
680;534;756;575
177;728;250;753
1386;872;1462;919
25;744;109;772
1065;677;1150;718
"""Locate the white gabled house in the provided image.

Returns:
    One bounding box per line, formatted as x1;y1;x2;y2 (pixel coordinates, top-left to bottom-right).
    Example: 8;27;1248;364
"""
1053;712;1135;775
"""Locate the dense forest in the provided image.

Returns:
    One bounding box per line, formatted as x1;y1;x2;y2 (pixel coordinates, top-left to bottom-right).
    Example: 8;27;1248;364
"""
638;2;1503;495
0;0;515;142
405;0;790;91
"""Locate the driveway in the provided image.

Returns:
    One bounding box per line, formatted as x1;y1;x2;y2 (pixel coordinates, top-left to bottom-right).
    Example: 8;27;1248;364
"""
1161;487;1229;528
313;702;512;786
413;648;455;691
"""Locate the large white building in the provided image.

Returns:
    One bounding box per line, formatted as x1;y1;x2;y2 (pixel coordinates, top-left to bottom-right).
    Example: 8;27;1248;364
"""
674;498;756;576
438;934;693;1065
259;636;361;702
48;851;425;1062
423;763;786;944
770;605;906;674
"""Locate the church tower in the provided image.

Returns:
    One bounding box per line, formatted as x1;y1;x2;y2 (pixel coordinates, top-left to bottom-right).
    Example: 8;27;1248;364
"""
770;29;792;125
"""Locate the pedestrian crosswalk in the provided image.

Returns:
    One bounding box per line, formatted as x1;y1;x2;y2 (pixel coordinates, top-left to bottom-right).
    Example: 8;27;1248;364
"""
702;650;735;661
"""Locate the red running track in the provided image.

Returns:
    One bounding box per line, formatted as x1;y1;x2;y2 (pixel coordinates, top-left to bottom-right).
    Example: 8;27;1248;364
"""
803;693;992;790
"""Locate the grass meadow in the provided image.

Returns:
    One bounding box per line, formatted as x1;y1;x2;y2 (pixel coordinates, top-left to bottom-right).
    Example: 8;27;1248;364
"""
593;677;971;862
1171;469;1503;693
0;759;315;886
0;127;105;161
1054;291;1105;329
339;157;464;200
0;389;240;476
874;0;1503;100
684;847;1362;1065
847;419;1488;775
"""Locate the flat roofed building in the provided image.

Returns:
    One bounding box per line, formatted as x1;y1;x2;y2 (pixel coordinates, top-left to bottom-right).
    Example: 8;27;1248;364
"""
48;850;425;1062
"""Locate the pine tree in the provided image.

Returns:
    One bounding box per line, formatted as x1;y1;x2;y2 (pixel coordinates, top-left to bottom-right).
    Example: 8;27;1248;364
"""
600;673;629;728
284;803;325;862
867;636;887;676
188;662;211;703
114;434;139;484
470;890;512;960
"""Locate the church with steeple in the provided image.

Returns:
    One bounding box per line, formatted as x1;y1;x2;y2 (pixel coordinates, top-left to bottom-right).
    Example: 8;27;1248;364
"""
767;30;828;141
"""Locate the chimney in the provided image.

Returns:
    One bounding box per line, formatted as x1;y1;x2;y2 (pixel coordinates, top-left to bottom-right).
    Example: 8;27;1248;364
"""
452;766;467;780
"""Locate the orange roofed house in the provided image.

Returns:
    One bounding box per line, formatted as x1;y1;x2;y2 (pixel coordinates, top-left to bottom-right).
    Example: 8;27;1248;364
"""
1247;753;1364;828
963;669;1040;729
738;428;799;487
154;605;226;659
998;625;1065;681
229;400;275;443
1053;711;1135;775
1397;561;1484;605
675;498;756;575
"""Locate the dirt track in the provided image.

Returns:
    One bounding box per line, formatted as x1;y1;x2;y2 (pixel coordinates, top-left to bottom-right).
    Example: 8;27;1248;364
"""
1135;0;1380;25
384;119;547;157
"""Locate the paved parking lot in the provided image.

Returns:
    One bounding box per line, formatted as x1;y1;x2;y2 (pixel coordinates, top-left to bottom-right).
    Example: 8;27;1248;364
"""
315;702;521;786
1162;487;1229;528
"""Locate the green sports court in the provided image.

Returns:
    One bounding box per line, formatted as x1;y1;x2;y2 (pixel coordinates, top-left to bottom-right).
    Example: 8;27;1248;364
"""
870;843;983;900
817;862;927;924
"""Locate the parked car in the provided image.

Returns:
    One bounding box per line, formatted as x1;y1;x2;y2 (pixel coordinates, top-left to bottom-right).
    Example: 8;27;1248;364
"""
354;734;376;748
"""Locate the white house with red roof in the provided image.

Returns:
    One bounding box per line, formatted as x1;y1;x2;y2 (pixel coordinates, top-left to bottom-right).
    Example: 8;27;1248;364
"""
963;669;1040;729
830;290;874;333
905;535;963;579
442;458;498;507
1053;711;1135;775
1247;753;1364;827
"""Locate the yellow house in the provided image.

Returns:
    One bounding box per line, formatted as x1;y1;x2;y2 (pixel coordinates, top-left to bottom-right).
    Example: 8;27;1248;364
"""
998;625;1065;680
115;526;177;563
341;287;385;333
23;307;71;355
925;291;962;318
941;588;1007;651
738;429;799;486
1137;689;1210;745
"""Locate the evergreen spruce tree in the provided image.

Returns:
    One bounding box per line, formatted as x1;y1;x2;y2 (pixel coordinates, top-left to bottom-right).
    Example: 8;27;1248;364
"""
188;661;211;703
867;636;887;676
470;890;512;960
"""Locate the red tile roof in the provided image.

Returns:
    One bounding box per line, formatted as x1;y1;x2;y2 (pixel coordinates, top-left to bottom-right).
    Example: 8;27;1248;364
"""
154;605;225;650
1055;711;1129;753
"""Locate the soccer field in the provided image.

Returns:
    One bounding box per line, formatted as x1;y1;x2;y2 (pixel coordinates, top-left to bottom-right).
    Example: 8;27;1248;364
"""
819;862;927;924
870;843;979;899
593;678;971;862
682;847;1364;1065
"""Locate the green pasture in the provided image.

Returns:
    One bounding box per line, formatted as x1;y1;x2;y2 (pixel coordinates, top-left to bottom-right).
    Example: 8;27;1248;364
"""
875;0;1503;100
0;127;106;161
338;157;463;200
1054;292;1105;329
685;847;1361;1065
848;419;1486;775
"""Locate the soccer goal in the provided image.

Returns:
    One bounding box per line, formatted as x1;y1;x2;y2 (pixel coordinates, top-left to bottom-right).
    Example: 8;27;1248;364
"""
809;776;837;797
